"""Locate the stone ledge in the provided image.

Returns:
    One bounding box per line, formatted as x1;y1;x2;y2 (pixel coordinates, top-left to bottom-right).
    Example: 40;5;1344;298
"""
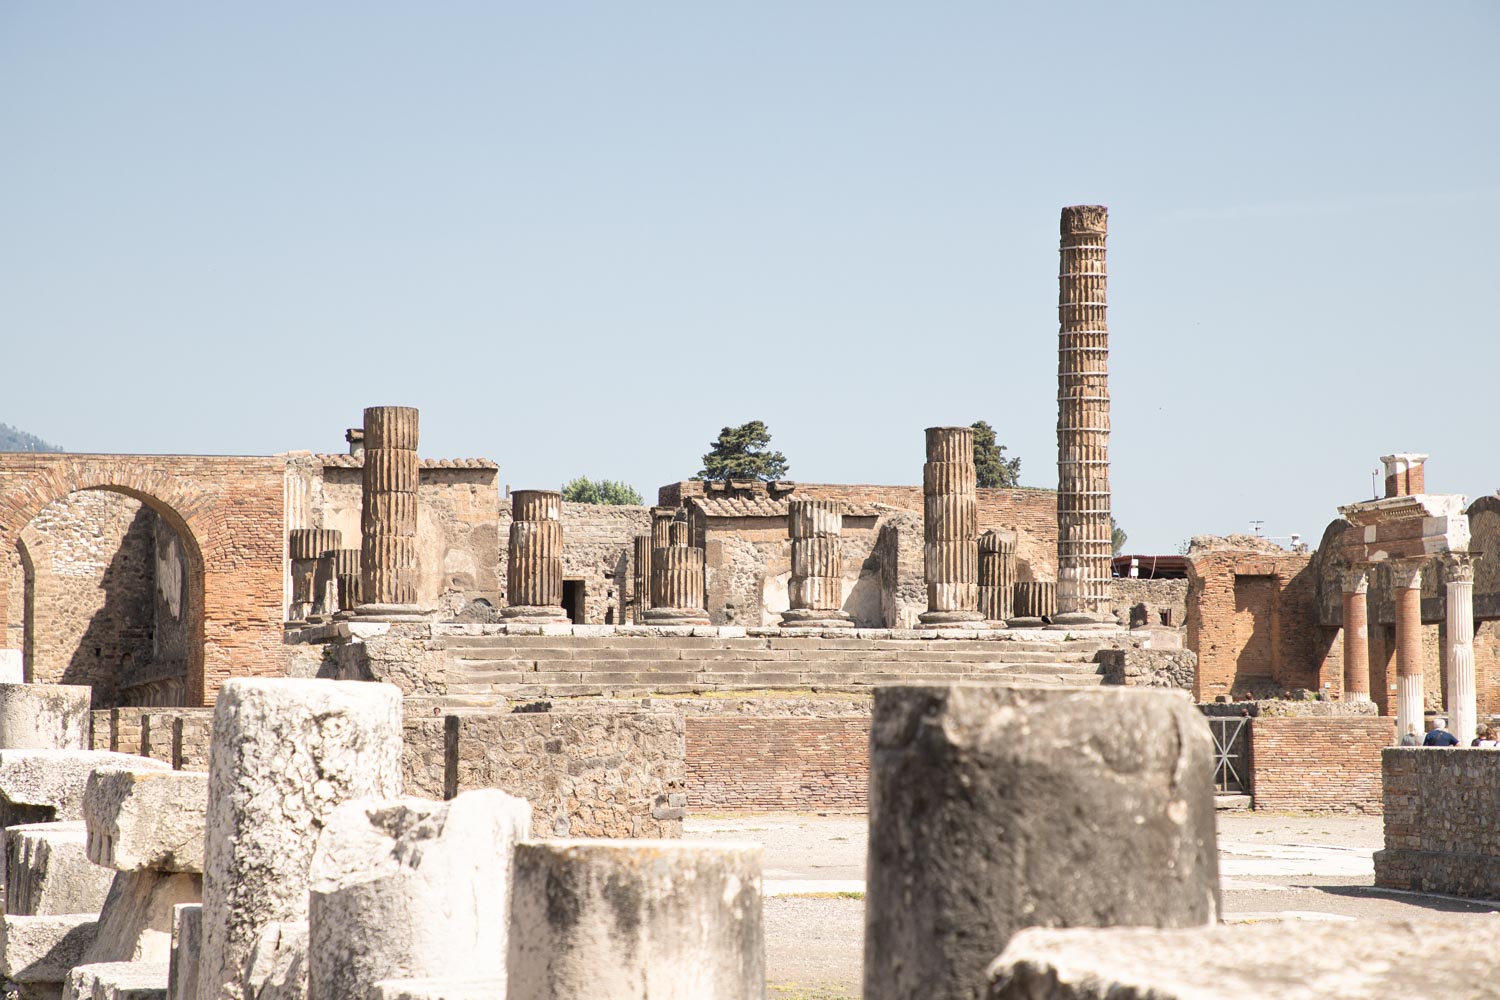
294;622;1136;644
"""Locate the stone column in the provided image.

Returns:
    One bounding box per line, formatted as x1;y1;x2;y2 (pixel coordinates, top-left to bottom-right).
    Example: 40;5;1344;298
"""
650;507;676;550
920;426;983;626
1390;560;1425;740
1055;205;1113;625
357;406;424;620
978;530;1017;626
1341;568;1371;703
507;840;763;1000
502;491;568;624
864;685;1218;1000
1008;581;1056;628
782;500;853;629
333;549;361;614
289;529;341;622
1445;555;1476;746
631;534;653;623
644;523;710;626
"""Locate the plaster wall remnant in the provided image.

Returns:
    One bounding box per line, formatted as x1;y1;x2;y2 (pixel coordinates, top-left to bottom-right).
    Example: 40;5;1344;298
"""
919;427;984;627
357;406;425;620
1055;205;1113;624
781;500;854;629
978;529;1017;625
502;491;569;624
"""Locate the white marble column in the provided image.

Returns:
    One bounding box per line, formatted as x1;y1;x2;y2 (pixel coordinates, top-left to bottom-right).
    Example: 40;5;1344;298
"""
1445;555;1476;746
1390;560;1425;742
1340;568;1371;703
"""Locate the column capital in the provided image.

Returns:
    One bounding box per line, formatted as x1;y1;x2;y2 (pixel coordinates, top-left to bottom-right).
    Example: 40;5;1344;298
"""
1444;553;1475;584
1387;559;1424;591
1340;567;1370;595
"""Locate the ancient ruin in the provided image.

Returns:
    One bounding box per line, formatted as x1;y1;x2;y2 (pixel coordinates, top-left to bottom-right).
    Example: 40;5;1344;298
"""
501;491;569;625
780;499;854;629
919;426;984;627
356;406;425;622
978;529;1017;625
642;520;711;626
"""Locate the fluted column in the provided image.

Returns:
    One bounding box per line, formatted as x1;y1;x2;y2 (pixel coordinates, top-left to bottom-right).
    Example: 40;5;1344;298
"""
356;405;425;620
1055;205;1113;624
920;426;984;626
1009;581;1056;628
782;499;854;629
1445;555;1476;745
333;548;361;615
1340;567;1371;703
644;521;710;626
632;534;653;623
1390;560;1425;740
503;490;569;624
288;528;341;622
978;530;1017;626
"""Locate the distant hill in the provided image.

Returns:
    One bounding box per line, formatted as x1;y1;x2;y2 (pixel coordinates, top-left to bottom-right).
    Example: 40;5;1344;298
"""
0;423;62;453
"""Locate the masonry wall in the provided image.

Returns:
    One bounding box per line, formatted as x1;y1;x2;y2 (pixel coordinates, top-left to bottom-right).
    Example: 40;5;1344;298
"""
1250;717;1393;813
701;515;885;627
686;715;870;812
1109;578;1187;630
1375;748;1500;897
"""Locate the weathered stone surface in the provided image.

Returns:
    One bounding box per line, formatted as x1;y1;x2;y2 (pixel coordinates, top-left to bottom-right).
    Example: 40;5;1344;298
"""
986;920;1500;999
1095;648;1195;690
83;870;199;966
0;753;170;827
0;686;92;751
3;822;114;916
508;840;762;1000
0;651;22;685
166;904;198;1000
83;770;207;874
367;979;502;1000
1375;747;1500;898
0;913;98;983
62;961;168;1000
307;791;531;1000
864;685;1219;1000
201;680;402;1000
240;921;307;1000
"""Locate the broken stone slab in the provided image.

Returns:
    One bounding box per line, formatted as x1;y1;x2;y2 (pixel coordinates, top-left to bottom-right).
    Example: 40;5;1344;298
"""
985;919;1500;999
61;961;168;1000
864;685;1220;1000
0;753;171;828
241;920;307;1000
0;686;91;751
201;679;402;1000
307;790;531;1000
367;979;503;1000
0;913;98;983
82;870;200;967
4;821;115;916
166;904;198;1000
83;769;207;874
507;840;763;1000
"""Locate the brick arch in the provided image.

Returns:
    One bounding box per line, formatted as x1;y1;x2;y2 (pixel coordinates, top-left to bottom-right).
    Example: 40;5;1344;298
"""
0;455;285;705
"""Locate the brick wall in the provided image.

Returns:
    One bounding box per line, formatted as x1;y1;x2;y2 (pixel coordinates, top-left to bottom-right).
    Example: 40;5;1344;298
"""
1250;717;1394;813
686;716;870;812
1375;748;1500;897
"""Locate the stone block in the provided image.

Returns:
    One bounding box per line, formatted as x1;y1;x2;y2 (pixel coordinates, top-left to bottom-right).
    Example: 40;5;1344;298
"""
307;790;531;1000
864;685;1219;1000
367;979;503;1000
166;904;198;1000
83;770;207;874
62;961;168;1000
4;821;115;916
0;651;23;685
201;680;401;1000
83;870;200;966
241;920;307;1000
986;920;1500;999
0;687;92;751
0;753;171;828
0;913;98;983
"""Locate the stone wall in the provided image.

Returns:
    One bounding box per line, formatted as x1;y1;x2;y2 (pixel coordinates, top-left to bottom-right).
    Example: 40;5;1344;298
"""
1109;577;1187;630
686;715;870;812
1096;648;1195;689
497;502;651;625
1375;747;1500;898
1249;717;1393;813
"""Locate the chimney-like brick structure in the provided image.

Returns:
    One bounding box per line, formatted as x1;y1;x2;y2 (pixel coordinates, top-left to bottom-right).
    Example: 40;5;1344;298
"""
1381;453;1428;498
356;406;424;619
1055;205;1113;625
502;490;569;624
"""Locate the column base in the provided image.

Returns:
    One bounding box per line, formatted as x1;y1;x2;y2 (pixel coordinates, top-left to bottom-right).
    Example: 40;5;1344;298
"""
641;608;712;626
1046;611;1118;631
1344;691;1371;703
501;605;571;624
347;603;433;623
780;609;856;629
1006;616;1045;629
981;619;1010;630
918;610;987;626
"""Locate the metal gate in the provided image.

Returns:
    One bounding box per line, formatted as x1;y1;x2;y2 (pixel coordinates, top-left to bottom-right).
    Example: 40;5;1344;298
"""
1206;717;1250;795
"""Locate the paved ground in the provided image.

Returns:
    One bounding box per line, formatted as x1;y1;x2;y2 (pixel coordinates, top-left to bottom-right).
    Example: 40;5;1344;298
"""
686;812;1500;1000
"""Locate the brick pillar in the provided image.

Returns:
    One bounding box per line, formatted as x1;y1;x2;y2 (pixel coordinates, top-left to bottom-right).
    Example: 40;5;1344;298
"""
782;499;854;629
1445;555;1476;745
644;522;710;626
978;530;1017;625
920;426;984;626
1340;567;1371;703
1055;205;1113;625
503;490;569;624
356;406;425;620
1381;453;1429;498
1390;561;1424;739
632;534;653;623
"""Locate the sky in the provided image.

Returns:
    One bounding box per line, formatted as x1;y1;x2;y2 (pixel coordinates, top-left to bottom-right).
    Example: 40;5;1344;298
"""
2;3;1496;553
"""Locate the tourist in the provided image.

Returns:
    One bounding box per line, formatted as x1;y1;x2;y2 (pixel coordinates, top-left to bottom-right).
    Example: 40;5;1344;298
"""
1422;717;1460;747
1399;724;1422;747
1473;725;1498;748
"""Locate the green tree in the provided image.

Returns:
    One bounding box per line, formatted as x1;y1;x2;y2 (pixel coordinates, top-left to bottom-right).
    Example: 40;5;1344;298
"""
561;477;644;505
695;421;789;481
1112;517;1128;555
971;420;1021;488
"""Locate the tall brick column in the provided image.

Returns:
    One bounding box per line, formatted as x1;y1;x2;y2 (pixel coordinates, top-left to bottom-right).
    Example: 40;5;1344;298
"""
631;534;653;623
920;426;983;626
1390;560;1425;740
644;521;710;626
1055;205;1113;625
1445;555;1476;745
978;530;1017;625
782;499;854;629
502;490;569;624
1340;567;1371;703
356;406;425;620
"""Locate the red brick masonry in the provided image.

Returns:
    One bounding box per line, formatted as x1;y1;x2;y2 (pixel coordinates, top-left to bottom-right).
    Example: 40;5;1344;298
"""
686;716;870;812
1251;716;1393;813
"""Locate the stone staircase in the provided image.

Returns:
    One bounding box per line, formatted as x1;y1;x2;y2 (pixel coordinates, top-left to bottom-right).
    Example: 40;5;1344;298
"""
438;634;1110;700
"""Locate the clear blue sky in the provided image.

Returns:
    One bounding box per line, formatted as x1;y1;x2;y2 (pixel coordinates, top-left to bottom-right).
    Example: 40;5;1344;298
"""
2;3;1496;553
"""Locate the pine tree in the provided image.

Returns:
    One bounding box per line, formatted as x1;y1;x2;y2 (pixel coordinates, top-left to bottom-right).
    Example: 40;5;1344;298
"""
971;421;1020;488
695;421;789;481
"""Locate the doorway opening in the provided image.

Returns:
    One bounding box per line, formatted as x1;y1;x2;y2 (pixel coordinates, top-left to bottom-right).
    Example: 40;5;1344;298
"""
562;580;585;624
